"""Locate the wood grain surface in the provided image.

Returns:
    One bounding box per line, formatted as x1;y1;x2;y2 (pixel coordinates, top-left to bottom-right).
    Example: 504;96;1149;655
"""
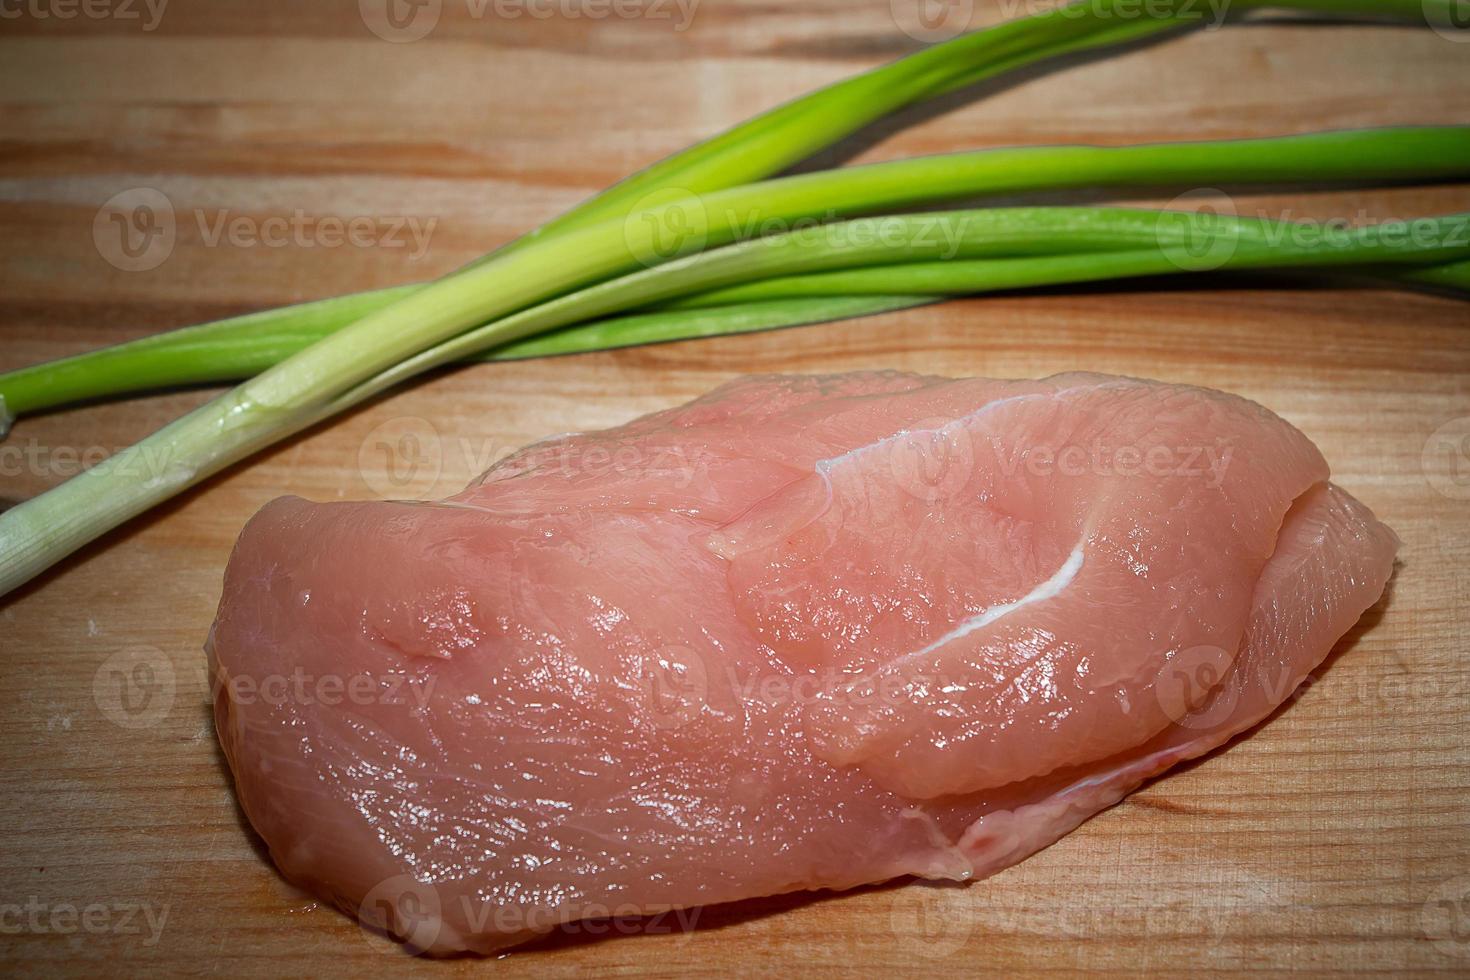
2;1;1468;975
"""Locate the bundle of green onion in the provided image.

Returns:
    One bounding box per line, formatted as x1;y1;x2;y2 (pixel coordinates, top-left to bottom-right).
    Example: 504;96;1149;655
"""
0;0;1466;597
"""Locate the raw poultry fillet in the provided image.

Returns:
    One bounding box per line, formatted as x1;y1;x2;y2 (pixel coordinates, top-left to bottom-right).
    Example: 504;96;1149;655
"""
208;371;1398;954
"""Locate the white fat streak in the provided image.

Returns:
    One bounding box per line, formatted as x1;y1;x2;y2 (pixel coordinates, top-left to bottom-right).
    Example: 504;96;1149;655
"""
814;391;1038;475
813;380;1115;475
810;379;1113;664
912;540;1086;659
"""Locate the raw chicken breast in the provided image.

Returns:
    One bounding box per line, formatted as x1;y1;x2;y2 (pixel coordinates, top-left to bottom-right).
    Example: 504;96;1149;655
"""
207;372;1398;954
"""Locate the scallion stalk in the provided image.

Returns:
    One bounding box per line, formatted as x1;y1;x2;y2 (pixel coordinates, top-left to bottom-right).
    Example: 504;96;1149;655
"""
4;204;1465;596
5;126;1467;417
309;208;1470;421
1;0;1464;597
4;0;1446;418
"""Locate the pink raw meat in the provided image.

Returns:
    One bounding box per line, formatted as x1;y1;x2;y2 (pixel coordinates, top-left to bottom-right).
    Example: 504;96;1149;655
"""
207;371;1398;954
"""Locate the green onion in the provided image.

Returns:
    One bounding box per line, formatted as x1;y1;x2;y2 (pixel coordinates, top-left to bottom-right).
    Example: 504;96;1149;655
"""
0;287;420;421
309;208;1470;421
4;0;1451;419
1399;258;1470;291
11;0;1188;418
491;296;941;360
0;0;1464;597
5;126;1468;417
3;205;1465;596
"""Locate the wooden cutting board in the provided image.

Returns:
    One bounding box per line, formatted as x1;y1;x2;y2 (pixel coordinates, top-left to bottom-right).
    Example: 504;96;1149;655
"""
2;1;1468;974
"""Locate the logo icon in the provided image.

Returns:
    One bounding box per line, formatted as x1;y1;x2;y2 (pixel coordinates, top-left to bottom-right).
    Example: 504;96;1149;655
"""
1158;189;1241;273
93;646;176;729
357;416;444;499
623;187;710;268
890;0;975;42
357;874;443;955
1154;644;1239;731
644;644;709;731
93;188;176;273
889;884;973;958
1422;875;1470;957
888;418;975;504
359;0;443;42
1427;0;1470;42
1423;416;1470;501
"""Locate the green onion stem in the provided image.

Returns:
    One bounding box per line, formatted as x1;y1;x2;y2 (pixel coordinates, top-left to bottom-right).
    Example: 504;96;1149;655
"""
490;296;943;360
0;0;1463;597
5;125;1468;417
448;0;1469;255
4;0;1450;420
309;208;1470;422
2;205;1464;596
1398;258;1470;290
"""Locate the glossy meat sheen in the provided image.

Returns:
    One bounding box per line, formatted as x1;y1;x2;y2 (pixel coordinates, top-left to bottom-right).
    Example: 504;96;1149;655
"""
208;372;1399;954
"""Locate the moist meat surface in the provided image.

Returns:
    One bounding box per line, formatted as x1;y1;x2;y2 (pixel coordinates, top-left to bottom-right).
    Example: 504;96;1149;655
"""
208;372;1399;954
